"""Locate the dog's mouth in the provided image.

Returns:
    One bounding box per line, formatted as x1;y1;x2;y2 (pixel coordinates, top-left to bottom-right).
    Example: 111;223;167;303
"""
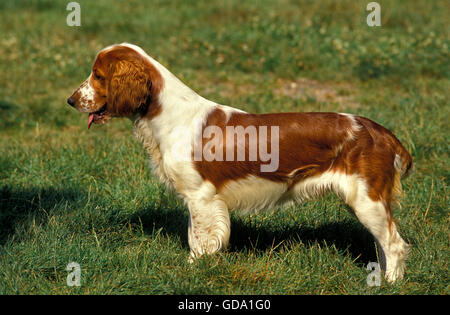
88;104;109;129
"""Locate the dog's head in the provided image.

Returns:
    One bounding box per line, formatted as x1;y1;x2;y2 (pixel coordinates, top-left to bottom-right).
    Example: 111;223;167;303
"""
67;44;163;128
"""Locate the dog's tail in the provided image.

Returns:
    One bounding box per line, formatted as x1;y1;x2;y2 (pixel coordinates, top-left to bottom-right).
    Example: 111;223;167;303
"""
390;135;413;207
393;141;414;180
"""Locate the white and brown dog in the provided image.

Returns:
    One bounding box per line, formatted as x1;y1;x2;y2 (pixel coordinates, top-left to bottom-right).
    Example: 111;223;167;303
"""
68;43;413;282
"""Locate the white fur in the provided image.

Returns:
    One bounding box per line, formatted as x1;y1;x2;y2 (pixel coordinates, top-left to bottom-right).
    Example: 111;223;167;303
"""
220;176;288;215
77;75;95;112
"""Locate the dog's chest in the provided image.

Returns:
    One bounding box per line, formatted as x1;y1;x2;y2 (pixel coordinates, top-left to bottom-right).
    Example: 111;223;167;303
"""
133;119;172;188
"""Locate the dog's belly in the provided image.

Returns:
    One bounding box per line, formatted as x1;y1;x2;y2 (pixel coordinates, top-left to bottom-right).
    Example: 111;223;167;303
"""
218;175;288;215
217;170;358;215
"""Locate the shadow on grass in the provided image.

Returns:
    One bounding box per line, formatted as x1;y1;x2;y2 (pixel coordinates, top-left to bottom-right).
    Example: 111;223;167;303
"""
229;217;377;266
0;185;84;245
130;202;377;266
129;203;189;244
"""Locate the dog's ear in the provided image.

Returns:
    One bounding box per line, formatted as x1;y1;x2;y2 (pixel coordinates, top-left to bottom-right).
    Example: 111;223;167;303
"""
106;59;152;117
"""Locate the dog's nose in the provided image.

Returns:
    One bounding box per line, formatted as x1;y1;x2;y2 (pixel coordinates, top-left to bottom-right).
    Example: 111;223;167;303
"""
67;97;76;107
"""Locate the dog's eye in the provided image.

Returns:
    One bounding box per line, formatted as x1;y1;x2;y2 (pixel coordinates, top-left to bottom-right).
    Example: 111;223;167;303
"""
94;72;104;81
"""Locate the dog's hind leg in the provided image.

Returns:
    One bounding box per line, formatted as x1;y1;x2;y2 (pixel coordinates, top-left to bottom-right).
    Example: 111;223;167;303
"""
348;180;409;283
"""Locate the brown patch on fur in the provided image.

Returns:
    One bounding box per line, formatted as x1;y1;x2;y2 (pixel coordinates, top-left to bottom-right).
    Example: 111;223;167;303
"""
194;108;355;189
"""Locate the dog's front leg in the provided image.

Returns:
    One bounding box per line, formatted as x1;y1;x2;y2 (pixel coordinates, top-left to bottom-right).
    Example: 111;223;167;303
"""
187;198;230;261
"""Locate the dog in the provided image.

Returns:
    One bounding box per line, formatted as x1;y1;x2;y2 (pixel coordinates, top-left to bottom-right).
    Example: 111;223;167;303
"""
68;43;413;282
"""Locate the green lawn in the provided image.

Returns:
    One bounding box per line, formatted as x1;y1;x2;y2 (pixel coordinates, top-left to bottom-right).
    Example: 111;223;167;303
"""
0;0;448;294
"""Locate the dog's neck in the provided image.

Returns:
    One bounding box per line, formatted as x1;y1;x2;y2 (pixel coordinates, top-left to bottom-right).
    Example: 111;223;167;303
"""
126;43;216;146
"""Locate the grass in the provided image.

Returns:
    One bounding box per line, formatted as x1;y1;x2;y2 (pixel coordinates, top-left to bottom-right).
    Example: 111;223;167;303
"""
0;0;448;294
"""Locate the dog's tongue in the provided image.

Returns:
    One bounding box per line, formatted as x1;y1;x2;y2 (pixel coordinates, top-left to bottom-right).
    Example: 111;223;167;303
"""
88;113;94;129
